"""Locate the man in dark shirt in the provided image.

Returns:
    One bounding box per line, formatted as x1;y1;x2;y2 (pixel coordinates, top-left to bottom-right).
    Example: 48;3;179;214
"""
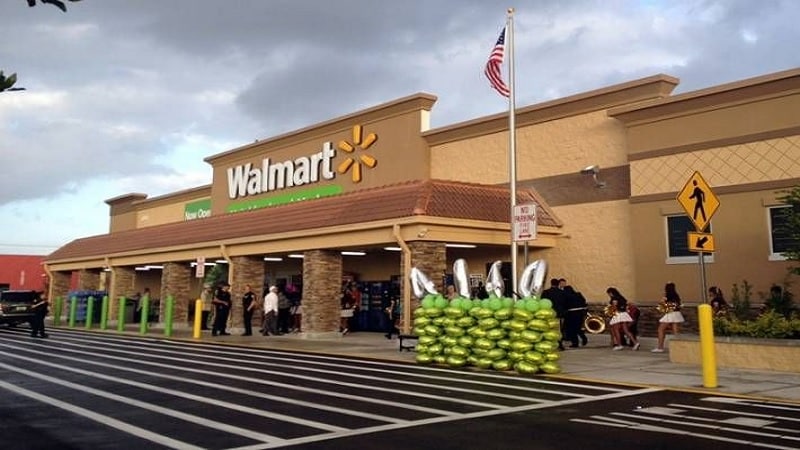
541;278;566;350
241;284;257;336
30;292;49;338
212;282;232;336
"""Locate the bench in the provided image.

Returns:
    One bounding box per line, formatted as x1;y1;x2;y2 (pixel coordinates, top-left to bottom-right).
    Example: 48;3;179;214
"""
398;334;418;352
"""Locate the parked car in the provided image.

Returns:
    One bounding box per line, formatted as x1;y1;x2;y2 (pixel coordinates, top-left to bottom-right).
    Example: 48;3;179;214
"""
0;290;38;327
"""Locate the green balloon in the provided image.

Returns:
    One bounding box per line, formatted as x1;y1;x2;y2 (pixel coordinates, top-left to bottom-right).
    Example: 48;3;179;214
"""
502;297;514;308
525;298;540;312
538;298;553;310
421;297;435;309
434;296;448;309
460;298;473;310
489;298;503;310
450;298;461;309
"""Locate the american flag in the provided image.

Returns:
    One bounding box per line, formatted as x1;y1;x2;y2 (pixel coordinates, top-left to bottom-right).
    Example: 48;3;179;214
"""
484;27;509;97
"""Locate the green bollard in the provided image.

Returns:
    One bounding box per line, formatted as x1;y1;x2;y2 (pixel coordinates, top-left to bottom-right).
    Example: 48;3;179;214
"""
117;296;126;332
53;296;62;327
164;295;174;338
139;294;150;335
68;296;77;328
100;296;109;330
85;296;95;329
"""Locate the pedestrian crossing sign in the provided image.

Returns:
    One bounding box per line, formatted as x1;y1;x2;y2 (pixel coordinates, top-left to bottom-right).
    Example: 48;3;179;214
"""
677;171;719;231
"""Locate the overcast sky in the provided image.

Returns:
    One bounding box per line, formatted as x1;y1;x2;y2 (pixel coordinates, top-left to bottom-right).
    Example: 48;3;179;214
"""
1;0;798;255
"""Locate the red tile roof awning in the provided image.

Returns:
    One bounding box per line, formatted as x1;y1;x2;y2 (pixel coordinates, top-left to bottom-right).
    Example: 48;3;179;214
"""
46;179;561;262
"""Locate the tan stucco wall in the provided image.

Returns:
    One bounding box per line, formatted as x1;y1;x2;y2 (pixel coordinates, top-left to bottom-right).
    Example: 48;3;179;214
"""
537;200;635;303
626;93;800;156
631;135;800;197
430;110;628;183
631;189;794;305
136;202;189;228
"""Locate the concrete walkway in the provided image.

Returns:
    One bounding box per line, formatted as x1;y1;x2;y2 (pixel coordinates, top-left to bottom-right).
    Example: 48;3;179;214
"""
99;324;800;404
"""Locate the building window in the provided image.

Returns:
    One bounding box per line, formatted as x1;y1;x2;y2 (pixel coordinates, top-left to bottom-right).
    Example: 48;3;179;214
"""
768;206;797;261
665;215;713;264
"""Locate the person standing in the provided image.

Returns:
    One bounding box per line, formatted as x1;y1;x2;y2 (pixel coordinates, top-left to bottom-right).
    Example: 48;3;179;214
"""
652;282;685;353
290;299;302;333
211;282;232;336
384;297;400;339
199;283;213;330
277;288;291;334
261;286;279;336
606;287;640;351
562;285;588;348
30;292;49;338
241;284;257;336
542;278;566;350
708;286;728;316
445;285;457;300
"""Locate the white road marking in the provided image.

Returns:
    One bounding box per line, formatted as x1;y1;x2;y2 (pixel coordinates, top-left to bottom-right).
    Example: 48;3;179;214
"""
0;362;283;445
53;329;625;393
230;387;662;450
14;336;509;409
0;340;406;425
0;337;456;416
0;348;347;433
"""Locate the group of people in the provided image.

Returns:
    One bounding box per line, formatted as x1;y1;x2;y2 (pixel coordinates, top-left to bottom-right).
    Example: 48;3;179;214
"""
199;282;302;337
541;278;590;350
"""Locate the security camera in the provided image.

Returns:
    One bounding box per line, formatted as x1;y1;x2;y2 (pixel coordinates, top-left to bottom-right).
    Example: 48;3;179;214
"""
580;165;599;175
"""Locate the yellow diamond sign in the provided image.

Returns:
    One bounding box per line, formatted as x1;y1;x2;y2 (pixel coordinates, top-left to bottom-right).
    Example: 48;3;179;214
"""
677;171;719;231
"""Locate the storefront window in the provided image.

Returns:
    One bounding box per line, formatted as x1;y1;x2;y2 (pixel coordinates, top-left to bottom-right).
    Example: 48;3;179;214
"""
768;206;796;260
665;215;712;264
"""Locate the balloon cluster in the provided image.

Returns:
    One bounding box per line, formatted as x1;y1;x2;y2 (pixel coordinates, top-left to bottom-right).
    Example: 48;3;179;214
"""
410;259;561;375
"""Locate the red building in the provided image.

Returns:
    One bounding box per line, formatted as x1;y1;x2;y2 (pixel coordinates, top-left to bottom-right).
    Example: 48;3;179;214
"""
0;255;46;291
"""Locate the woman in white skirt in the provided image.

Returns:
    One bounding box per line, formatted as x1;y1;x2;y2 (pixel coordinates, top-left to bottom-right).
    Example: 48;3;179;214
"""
606;287;640;351
652;282;685;353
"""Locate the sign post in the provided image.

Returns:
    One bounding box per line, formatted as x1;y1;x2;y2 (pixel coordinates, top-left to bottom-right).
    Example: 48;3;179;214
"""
513;203;537;242
195;257;206;279
677;171;720;389
677;171;720;302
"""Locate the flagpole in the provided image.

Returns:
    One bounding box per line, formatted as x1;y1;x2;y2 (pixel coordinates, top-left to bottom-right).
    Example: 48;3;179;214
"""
507;8;518;299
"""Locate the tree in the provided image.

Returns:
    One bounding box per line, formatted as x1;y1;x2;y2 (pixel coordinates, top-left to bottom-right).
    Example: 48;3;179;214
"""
26;0;82;13
2;1;83;92
777;185;800;276
0;71;25;92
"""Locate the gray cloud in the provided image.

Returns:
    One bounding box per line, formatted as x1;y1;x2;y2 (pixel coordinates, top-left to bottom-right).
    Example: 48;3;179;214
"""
0;0;798;251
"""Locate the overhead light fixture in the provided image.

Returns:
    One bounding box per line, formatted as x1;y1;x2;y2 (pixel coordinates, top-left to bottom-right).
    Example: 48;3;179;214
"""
134;266;149;271
341;251;366;256
288;254;305;259
146;265;164;270
189;262;216;267
263;257;283;262
445;243;477;248
214;260;228;264
580;164;606;188
383;246;402;252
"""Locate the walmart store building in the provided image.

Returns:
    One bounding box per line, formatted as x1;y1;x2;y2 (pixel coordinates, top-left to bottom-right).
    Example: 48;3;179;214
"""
44;68;800;336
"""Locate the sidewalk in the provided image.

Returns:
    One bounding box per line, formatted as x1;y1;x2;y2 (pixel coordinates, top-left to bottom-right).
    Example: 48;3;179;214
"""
68;323;800;403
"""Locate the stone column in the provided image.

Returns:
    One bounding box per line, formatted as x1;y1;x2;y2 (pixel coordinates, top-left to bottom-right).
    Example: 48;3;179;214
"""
400;241;447;329
50;270;72;322
302;249;342;337
110;266;136;320
161;262;192;327
230;256;266;332
77;269;101;291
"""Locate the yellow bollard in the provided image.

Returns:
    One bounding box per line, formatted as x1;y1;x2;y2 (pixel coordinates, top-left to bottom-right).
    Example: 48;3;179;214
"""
698;304;717;388
193;299;203;339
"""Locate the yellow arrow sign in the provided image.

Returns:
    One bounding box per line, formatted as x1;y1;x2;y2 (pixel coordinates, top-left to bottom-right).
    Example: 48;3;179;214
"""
677;171;719;231
687;231;715;252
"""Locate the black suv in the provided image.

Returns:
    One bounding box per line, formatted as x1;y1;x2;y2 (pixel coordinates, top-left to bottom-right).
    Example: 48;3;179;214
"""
0;290;38;327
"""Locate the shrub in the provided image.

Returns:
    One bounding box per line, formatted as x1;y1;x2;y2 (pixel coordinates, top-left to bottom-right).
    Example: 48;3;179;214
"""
729;280;753;320
713;311;800;339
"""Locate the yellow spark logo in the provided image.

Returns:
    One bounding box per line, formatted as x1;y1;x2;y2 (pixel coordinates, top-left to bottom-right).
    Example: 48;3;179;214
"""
337;125;378;183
